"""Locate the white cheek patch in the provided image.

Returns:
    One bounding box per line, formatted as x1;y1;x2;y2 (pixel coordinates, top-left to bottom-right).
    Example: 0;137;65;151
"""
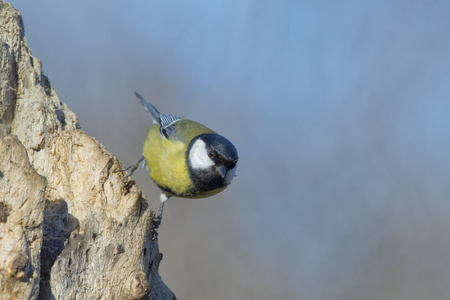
224;164;237;185
189;139;215;170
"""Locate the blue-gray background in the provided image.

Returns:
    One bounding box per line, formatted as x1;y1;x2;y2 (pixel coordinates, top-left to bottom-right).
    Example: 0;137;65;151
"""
12;1;450;299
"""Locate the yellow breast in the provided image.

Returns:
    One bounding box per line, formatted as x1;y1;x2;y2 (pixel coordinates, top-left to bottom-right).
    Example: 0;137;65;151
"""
143;125;191;196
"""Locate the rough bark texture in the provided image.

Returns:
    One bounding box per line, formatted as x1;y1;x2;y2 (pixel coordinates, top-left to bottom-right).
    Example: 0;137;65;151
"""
0;2;176;299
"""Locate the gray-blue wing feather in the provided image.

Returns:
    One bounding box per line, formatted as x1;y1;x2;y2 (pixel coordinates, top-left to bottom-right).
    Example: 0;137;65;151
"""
134;92;183;140
159;113;182;139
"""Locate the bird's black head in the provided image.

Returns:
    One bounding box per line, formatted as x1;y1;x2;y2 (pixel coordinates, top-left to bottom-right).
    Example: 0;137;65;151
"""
187;133;239;192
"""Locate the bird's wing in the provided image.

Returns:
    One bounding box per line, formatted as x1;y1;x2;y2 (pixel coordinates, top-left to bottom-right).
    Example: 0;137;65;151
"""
159;113;183;140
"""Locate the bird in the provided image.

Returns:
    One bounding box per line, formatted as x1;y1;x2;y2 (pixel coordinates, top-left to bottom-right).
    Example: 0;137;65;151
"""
120;92;239;230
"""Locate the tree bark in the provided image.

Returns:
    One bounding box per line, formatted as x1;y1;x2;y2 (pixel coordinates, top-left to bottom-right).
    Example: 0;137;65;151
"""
0;2;175;299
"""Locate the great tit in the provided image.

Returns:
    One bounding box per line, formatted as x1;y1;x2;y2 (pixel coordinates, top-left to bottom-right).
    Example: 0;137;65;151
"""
121;92;238;229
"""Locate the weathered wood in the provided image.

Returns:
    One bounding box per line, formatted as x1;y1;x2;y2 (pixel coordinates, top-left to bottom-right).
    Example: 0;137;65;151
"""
0;2;175;299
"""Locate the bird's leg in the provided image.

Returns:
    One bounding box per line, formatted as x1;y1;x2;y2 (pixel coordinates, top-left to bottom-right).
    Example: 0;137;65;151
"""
152;193;169;229
118;155;144;178
151;193;170;240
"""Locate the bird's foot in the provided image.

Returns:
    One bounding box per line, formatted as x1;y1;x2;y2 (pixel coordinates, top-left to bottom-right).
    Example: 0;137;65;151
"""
117;155;144;178
118;163;139;178
152;214;162;229
151;229;159;240
150;211;162;240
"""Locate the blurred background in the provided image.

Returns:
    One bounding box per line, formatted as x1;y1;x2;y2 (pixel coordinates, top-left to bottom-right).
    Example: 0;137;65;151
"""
11;0;450;299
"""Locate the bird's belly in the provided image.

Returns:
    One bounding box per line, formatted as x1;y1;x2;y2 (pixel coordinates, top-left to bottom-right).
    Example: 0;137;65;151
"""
143;126;194;197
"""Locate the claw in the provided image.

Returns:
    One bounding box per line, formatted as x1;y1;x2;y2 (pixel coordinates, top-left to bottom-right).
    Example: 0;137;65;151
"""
151;230;159;240
117;155;144;178
119;164;138;178
150;211;161;240
152;215;162;229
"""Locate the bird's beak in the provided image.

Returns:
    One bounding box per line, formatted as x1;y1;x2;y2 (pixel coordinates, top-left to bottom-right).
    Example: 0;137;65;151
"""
216;165;227;178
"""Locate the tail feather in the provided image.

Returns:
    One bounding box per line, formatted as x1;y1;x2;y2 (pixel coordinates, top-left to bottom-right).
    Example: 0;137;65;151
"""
134;92;160;125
